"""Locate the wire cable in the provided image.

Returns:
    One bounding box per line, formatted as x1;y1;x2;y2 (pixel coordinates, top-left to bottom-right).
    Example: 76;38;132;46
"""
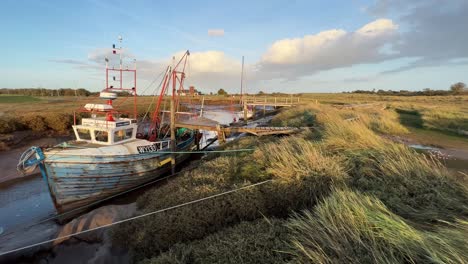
0;179;272;257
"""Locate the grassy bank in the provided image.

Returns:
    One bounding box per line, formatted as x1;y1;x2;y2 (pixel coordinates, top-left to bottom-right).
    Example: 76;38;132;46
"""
111;101;467;263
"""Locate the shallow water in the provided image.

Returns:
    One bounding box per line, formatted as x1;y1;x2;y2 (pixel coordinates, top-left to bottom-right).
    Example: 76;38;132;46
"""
0;175;55;233
408;144;468;173
408;144;438;150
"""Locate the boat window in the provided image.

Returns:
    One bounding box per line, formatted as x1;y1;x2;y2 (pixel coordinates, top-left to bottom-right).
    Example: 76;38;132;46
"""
94;130;109;142
77;128;91;140
114;128;133;142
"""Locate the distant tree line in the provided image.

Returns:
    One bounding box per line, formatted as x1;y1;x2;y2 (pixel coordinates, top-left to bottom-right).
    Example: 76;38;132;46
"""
349;82;467;96
0;88;93;97
0;88;137;97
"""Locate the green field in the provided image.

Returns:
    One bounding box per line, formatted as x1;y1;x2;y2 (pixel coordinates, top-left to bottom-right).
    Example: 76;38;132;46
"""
0;95;41;103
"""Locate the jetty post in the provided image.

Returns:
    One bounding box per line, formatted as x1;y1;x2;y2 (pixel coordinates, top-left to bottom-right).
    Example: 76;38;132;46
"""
200;96;205;117
243;102;248;124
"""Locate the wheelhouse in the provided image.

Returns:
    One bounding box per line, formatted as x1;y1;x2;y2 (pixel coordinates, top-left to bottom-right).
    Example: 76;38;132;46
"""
73;117;137;145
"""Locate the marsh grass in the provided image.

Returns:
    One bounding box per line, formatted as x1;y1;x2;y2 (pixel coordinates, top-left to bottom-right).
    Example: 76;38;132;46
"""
287;190;468;264
315;110;468;223
113;97;468;263
142;219;291;264
317;111;385;151
258;137;347;216
0;115;23;134
112;136;348;261
112;137;273;260
347;144;468;224
271;104;319;127
392;103;468;134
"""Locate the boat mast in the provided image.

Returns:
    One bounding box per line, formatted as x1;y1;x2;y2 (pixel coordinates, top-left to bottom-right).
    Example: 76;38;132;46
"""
105;36;138;119
149;50;190;142
170;69;176;174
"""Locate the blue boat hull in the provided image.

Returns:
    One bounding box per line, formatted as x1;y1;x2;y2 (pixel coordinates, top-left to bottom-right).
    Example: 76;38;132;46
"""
41;137;195;214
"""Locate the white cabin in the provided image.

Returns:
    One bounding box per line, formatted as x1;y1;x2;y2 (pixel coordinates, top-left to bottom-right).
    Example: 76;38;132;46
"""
73;117;138;145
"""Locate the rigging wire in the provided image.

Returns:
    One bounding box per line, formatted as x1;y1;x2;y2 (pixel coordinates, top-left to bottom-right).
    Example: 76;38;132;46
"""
0;179;272;257
141;68;170;122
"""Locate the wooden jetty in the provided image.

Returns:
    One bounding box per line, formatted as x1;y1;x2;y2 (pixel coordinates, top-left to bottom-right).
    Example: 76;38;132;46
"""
176;117;301;143
242;96;300;108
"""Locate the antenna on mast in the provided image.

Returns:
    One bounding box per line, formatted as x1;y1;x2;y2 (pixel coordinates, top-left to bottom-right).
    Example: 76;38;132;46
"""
118;35;123;90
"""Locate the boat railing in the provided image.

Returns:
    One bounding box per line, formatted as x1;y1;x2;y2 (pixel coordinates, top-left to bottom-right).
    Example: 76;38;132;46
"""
154;140;171;150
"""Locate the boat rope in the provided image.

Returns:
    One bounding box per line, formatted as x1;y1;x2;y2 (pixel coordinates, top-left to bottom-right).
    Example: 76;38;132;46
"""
16;147;42;174
0;179;272;257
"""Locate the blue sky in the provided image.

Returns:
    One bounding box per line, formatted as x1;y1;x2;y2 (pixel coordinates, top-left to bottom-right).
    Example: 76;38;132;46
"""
1;0;467;93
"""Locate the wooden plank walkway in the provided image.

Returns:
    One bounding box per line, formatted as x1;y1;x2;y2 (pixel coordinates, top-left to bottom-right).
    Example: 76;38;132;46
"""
242;96;300;108
175;117;301;140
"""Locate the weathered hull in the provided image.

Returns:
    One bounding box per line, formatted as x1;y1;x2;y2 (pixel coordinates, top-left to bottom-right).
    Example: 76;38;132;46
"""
41;137;195;214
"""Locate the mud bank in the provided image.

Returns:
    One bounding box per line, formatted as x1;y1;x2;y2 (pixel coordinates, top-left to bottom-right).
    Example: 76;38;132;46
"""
0;133;72;184
384;134;468;161
0;203;135;263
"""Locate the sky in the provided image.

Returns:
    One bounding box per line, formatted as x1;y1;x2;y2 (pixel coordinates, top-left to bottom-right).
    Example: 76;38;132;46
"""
1;0;467;94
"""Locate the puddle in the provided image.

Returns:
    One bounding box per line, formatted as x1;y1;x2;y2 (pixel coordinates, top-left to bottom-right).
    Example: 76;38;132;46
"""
408;144;438;151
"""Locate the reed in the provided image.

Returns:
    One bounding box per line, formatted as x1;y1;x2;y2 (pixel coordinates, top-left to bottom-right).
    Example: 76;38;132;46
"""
142;219;290;264
112;98;467;263
271;104;319;127
287;189;468;264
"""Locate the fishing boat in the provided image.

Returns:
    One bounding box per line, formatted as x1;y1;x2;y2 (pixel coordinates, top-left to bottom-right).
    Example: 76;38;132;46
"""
17;39;197;215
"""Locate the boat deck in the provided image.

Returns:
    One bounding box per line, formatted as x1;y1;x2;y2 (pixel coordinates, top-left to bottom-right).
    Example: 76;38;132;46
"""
51;139;141;150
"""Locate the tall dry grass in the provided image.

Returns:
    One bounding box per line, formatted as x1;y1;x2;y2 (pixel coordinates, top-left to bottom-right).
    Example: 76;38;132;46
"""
257;137;348;216
287;190;468;264
142;218;290;264
314;109;468;223
114;100;467;263
271;104;319;127
112;135;348;261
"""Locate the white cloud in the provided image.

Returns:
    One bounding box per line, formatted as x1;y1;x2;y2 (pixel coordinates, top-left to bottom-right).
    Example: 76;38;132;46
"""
172;50;240;75
257;19;398;80
356;19;398;36
261;29;347;65
208;29;225;37
173;50;242;92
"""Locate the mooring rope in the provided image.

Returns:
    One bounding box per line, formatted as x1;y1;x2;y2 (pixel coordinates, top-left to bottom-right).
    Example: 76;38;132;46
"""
0;179;272;257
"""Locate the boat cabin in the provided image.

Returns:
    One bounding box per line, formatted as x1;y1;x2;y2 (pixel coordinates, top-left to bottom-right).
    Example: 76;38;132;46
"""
73;117;137;145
